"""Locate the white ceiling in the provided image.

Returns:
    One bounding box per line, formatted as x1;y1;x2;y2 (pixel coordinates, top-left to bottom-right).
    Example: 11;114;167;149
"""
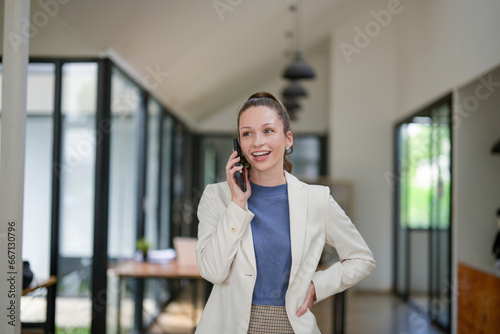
0;0;371;128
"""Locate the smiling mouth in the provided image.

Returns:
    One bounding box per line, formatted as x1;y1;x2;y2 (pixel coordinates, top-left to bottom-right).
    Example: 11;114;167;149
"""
252;151;271;158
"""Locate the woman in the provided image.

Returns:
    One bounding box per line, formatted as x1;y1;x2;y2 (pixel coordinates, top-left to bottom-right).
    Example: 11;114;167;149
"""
195;92;375;334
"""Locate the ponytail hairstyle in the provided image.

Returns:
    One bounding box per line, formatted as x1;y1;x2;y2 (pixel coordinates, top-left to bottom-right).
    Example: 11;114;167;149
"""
237;91;293;173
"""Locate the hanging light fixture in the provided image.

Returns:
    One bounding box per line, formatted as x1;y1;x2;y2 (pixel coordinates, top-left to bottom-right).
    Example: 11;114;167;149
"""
282;2;315;80
282;81;308;98
283;99;301;121
492;138;500;154
283;52;316;79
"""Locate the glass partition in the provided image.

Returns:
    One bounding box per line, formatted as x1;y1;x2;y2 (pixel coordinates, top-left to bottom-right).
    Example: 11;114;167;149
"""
171;124;187;239
159;114;174;248
145;99;161;249
290;135;322;181
107;67;141;332
394;96;452;331
0;59;188;333
58;62;98;332
143;98;163;323
108;67;140;260
20;63;55;324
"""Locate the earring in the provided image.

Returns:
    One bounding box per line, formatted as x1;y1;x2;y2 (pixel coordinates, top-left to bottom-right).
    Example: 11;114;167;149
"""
285;146;291;153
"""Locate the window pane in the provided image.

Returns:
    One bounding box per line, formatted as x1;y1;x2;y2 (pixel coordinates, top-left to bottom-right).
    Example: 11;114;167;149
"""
407;121;432;229
107;67;141;333
159;114;174;248
108;68;140;259
200;137;232;186
171;124;186;238
394;97;452;331
290;136;321;181
58;62;98;332
145;99;161;249
20;63;55;323
27;63;55;115
144;98;163;325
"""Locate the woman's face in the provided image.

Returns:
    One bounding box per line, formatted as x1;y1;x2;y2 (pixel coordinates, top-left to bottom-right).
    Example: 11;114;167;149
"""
239;106;293;177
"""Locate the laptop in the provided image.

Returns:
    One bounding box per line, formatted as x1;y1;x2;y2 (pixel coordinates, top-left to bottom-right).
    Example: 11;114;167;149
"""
173;237;198;267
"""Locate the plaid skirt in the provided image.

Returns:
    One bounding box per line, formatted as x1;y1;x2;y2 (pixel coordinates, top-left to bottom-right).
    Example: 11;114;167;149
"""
247;304;295;334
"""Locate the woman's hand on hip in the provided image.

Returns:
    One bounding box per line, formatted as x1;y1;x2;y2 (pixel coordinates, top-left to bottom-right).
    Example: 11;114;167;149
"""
226;150;251;209
296;281;316;317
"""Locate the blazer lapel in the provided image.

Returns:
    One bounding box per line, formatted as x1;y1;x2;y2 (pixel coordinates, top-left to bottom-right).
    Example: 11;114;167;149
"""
285;172;308;282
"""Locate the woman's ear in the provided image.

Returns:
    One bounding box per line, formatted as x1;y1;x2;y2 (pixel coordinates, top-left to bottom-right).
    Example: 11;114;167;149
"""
286;131;294;148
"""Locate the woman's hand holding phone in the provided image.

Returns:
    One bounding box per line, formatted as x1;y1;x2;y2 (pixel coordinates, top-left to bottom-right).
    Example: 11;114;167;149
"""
226;150;251;209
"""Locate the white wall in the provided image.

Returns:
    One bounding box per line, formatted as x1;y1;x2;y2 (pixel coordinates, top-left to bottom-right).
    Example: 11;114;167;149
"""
393;0;500;115
454;66;500;262
452;65;500;334
329;0;399;291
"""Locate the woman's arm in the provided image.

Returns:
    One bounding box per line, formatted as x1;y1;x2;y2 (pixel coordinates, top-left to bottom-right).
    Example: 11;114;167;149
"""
312;187;376;303
195;184;254;285
196;149;254;284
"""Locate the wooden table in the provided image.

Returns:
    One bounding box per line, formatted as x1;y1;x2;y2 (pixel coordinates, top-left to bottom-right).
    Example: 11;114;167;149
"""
109;260;202;333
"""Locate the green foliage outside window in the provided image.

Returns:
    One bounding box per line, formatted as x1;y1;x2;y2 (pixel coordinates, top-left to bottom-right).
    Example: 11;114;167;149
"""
401;121;450;229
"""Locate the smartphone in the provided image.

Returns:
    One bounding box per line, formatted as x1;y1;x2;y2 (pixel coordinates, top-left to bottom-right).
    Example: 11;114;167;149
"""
232;138;247;192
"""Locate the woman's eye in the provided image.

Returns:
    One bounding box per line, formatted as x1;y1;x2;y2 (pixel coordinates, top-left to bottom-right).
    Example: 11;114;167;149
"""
242;132;251;137
264;128;274;134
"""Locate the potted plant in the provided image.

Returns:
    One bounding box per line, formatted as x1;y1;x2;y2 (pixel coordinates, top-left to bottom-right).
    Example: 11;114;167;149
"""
136;237;150;262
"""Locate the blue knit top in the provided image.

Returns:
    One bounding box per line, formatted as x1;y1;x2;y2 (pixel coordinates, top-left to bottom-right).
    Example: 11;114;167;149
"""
248;181;292;306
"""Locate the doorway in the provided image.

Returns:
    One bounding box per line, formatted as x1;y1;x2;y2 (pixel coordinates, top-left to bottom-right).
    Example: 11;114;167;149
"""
394;95;452;331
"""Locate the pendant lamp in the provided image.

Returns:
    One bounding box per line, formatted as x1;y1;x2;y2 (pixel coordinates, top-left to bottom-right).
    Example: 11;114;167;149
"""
283;52;315;79
283;99;301;121
492;139;500;154
282;2;315;80
282;81;308;98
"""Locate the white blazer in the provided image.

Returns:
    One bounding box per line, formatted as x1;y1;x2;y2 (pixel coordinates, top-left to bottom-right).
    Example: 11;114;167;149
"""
195;172;375;334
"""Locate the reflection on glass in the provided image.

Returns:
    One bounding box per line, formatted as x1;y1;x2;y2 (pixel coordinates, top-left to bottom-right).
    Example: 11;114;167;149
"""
108;67;140;259
58;62;98;332
20;63;55;323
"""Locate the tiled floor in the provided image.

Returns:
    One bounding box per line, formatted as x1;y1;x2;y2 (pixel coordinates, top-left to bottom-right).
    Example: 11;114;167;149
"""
149;285;447;334
344;291;446;334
